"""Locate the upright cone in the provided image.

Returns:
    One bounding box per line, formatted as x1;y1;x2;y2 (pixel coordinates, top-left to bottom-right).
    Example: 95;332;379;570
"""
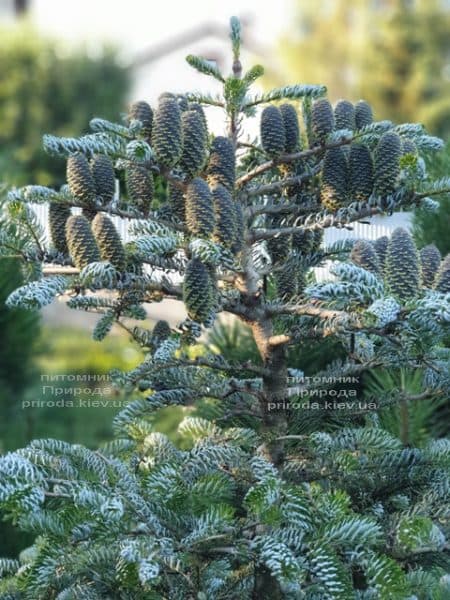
231;201;245;255
152;320;171;350
373;132;401;197
420;244;441;288
66;153;96;204
207;136;236;191
351;240;380;274
311;99;334;145
92;213;126;271
151;96;182;167
260;105;286;157
167;182;185;221
65;215;101;270
125;164;154;214
189;103;208;136
91;154;115;204
183;258;214;322
355;100;373;129
49;203;71;254
128;101;153;140
280;103;300;153
212;185;237;248
185;178;215;237
179;110;207;178
386;228;420;300
334;100;355;131
434;254;450;293
373;236;389;276
276;259;298;300
320;147;348;210
349;144;374;201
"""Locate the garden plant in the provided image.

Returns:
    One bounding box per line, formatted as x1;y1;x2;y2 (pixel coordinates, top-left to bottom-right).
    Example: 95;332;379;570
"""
0;17;450;600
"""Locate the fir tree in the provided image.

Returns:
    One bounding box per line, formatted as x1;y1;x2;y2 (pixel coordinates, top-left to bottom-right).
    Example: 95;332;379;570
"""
1;17;450;600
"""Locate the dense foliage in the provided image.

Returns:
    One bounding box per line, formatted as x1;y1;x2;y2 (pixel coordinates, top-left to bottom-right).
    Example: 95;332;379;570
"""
0;191;40;451
0;25;129;187
277;0;450;137
413;141;450;255
0;17;450;599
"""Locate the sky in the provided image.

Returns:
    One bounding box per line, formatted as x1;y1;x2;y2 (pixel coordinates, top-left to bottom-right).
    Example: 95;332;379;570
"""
32;0;292;56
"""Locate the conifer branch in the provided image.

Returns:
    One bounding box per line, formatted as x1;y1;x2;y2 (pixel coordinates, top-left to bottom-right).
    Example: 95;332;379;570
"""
1;17;449;598
236;138;352;188
244;166;321;198
245;200;317;220
268;303;347;320
248;190;423;242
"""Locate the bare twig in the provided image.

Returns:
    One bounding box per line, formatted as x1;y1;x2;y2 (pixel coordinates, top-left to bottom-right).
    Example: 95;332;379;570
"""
44;491;71;499
268;334;290;346
42;266;79;276
267;303;346;320
237;141;266;155
244;200;323;223
244;166;320;199
236;138;351;188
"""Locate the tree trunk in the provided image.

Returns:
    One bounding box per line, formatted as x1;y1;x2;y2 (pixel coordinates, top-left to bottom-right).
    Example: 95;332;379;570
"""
253;566;283;600
251;319;288;466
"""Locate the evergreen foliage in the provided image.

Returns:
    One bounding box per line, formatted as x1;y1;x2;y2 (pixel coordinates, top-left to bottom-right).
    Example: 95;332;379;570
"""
1;17;450;599
413;141;450;255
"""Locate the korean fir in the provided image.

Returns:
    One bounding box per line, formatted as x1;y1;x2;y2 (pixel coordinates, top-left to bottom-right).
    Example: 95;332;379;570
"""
1;17;450;600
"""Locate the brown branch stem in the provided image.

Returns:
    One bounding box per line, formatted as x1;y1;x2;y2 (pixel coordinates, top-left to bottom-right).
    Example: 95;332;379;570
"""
236;138;351;188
